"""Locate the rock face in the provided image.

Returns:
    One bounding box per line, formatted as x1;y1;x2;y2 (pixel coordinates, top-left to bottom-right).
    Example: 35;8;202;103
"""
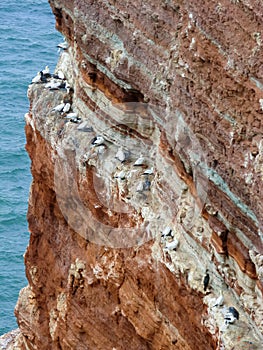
12;0;263;349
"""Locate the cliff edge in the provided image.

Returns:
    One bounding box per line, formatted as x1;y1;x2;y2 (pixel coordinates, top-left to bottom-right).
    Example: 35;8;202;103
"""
4;0;263;349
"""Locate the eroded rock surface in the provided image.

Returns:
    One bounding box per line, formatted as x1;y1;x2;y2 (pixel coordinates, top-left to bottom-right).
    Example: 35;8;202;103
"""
9;0;263;349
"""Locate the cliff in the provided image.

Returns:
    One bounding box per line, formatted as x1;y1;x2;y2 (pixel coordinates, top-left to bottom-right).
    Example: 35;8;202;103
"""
3;0;263;349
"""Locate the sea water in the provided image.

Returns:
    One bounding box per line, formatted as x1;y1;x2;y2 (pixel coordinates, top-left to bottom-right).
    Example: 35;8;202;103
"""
0;0;62;335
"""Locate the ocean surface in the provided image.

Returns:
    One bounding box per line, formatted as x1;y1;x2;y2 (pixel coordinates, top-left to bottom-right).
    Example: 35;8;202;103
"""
0;0;62;335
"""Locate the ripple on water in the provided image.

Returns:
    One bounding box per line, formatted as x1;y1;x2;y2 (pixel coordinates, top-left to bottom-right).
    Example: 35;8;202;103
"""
0;0;62;335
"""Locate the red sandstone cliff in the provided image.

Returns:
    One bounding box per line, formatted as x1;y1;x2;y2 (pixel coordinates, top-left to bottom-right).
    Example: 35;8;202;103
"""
2;1;263;349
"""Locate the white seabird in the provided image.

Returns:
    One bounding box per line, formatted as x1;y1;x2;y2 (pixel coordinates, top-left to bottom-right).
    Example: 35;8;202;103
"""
143;167;154;175
224;314;236;325
43;65;49;75
161;226;173;238
57;40;69;50
91;136;105;146
62;102;71;113
164;239;179;252
46;79;66;90
77;121;93;132
115;170;126;180
52;101;65;113
134;156;145;166
70;117;81;124
31;71;42;83
42;66;51;78
53;70;65;80
115;148;126;163
64;112;78;119
45;79;59;89
57;70;65;80
31;71;47;83
212;290;224;308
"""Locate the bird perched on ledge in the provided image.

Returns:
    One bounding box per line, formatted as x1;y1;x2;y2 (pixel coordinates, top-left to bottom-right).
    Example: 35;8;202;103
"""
57;39;69;51
161;226;173;239
91;136;105;146
53;70;65;80
143;167;154;175
52;101;65;113
64;112;78;119
115;148;129;163
42;65;51;78
45;78;65;90
62;102;71;114
203;270;210;292
224;307;239;325
134;156;145;166
212;290;224;307
31;71;46;84
228;307;239;320
70;116;81;124
164;239;179;252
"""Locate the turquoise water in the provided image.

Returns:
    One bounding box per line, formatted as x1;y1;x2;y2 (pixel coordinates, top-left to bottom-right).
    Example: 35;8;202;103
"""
0;0;62;335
